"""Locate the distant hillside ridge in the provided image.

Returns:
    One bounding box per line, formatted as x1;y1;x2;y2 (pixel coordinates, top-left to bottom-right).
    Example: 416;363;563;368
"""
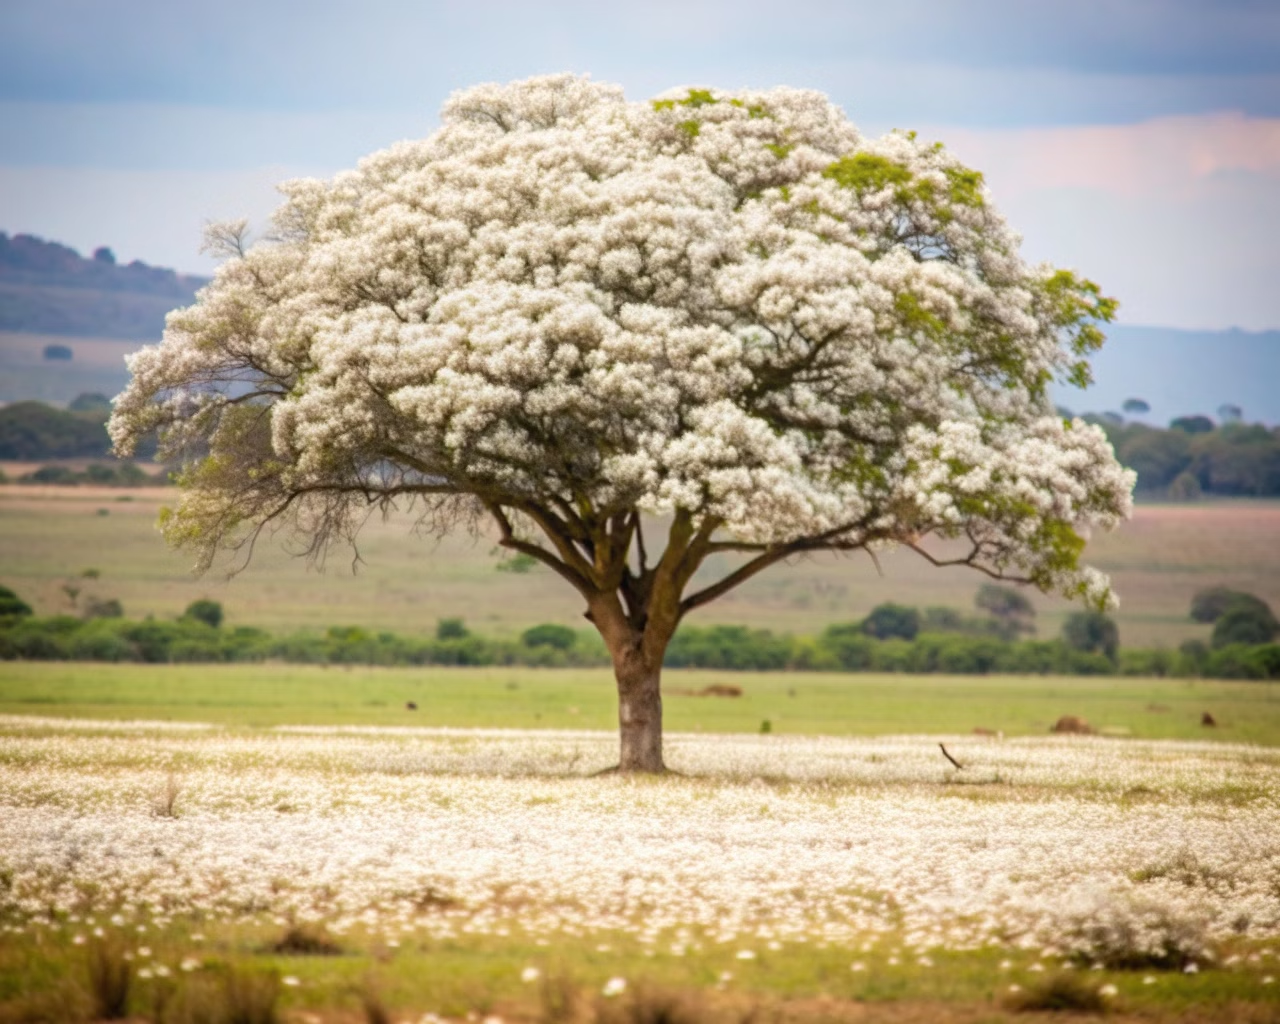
0;232;208;339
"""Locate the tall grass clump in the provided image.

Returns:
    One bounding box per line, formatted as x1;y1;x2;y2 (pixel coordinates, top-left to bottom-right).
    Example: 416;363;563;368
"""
1006;973;1108;1014
85;936;131;1020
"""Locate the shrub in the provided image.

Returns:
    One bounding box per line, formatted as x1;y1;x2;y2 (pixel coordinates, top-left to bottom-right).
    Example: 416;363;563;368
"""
0;585;33;619
436;617;469;640
1211;604;1279;648
817;623;875;670
861;602;920;640
1065;900;1210;971
522;623;578;650
184;599;224;629
974;583;1036;639
271;922;341;956
1118;648;1173;677
67;620;134;661
1062;611;1119;662
665;625;791;670
1191;586;1273;623
1005;973;1107;1014
1203;644;1272;680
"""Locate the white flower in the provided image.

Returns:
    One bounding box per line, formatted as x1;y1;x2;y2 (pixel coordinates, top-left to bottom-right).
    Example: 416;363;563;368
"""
282;975;301;987
180;958;200;972
850;961;866;972
1099;984;1117;997
520;966;540;983
736;950;756;960
1143;976;1156;985
601;977;626;997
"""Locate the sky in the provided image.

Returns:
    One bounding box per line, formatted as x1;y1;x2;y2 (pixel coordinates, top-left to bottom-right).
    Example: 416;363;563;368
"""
1;0;1278;331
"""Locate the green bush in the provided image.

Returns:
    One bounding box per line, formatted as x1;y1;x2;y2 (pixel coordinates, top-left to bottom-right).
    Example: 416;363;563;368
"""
521;623;578;650
665;625;792;670
436;617;470;640
1119;648;1174;677
0;585;33;618
1;601;1276;680
1190;586;1272;623
1062;610;1119;662
183;599;224;629
861;602;920;641
1210;603;1279;648
818;623;875;670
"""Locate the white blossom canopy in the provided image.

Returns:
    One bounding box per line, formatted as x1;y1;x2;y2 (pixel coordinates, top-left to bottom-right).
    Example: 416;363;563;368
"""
111;74;1133;610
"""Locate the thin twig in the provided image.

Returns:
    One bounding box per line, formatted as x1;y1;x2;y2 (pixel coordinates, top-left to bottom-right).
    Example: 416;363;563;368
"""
939;743;963;770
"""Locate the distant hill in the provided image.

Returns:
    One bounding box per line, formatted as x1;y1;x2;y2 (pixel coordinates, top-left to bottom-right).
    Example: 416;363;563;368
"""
1056;324;1280;427
0;232;208;339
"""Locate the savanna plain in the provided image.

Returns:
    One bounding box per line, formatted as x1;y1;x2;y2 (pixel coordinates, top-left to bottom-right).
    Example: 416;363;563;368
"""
2;484;1280;1022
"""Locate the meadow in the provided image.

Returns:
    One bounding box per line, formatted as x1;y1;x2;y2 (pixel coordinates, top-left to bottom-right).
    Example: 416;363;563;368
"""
4;483;1280;1020
2;478;1279;649
1;716;1279;1022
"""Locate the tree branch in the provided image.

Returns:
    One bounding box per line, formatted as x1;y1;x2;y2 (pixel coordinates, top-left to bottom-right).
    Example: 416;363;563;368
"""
905;540;1033;584
486;502;598;599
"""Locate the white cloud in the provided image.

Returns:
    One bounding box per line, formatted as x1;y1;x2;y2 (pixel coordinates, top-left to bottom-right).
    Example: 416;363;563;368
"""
929;113;1280;330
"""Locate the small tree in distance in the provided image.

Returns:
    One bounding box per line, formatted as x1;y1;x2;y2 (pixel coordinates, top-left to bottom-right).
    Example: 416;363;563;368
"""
974;583;1036;640
1062;610;1119;663
109;75;1134;772
861;603;920;641
183;599;224;629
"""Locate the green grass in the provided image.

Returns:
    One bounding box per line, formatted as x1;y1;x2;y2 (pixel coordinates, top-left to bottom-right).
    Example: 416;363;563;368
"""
3;661;1279;743
2;920;1276;1023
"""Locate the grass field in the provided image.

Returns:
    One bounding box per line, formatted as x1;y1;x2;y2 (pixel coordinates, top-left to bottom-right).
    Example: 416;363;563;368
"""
2;478;1279;648
3;661;1280;744
0;330;135;405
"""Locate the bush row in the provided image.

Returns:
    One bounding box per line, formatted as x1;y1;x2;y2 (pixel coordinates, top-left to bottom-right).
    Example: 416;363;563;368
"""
2;613;1278;680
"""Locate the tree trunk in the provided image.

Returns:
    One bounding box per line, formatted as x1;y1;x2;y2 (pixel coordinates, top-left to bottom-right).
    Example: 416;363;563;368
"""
614;647;665;773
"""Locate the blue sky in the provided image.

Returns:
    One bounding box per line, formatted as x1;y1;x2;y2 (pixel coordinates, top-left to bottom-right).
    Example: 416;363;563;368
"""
1;0;1278;329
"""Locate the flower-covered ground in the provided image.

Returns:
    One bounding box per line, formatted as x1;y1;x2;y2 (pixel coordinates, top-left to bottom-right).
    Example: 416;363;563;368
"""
1;716;1278;1021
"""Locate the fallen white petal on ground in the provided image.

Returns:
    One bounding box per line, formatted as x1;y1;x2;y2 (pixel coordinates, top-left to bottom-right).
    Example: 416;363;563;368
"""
1;717;1278;959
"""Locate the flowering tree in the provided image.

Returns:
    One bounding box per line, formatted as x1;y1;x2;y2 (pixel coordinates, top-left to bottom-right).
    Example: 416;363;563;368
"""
110;75;1134;772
